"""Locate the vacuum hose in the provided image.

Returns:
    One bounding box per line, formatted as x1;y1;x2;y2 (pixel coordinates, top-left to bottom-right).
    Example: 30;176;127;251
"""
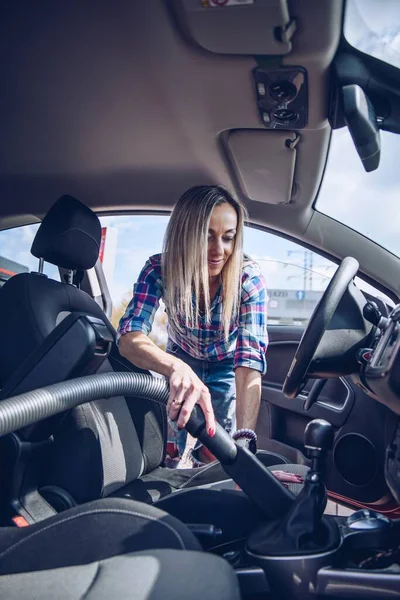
0;372;169;438
0;371;295;518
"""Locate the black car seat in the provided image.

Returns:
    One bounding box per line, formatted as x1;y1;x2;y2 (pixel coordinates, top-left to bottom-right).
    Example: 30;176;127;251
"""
0;195;306;526
0;548;240;600
0;498;202;576
0;496;240;600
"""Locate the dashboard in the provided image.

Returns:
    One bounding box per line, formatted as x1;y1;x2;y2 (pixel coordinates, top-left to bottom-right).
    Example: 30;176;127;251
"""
360;302;400;503
363;303;400;416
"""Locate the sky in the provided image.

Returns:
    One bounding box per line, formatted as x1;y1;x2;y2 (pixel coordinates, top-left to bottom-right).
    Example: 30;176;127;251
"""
0;212;393;311
315;0;400;259
0;0;399;310
317;129;400;258
344;0;400;70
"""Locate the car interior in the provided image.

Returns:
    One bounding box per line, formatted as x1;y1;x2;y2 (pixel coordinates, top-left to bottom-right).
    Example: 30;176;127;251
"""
0;0;400;598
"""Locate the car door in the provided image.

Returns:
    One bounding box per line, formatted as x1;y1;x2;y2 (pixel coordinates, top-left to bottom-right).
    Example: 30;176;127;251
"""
243;227;400;513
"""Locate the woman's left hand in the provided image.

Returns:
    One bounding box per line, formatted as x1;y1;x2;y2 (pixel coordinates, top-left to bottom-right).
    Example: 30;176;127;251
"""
271;470;304;484
235;470;303;492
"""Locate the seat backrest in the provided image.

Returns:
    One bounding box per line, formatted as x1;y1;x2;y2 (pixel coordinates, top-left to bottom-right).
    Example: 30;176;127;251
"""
0;195;167;507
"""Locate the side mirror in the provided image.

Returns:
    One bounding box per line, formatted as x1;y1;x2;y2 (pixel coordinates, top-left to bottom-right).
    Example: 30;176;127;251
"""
341;84;380;173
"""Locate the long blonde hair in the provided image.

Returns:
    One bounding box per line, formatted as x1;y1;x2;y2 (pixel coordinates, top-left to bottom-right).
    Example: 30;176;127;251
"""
162;185;247;339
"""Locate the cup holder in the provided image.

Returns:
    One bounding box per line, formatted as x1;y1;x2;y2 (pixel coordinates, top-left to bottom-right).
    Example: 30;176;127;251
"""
245;518;342;600
340;518;399;572
244;516;400;599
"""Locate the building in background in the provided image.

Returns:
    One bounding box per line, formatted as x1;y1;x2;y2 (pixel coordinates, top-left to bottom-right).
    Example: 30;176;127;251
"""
268;289;323;326
0;256;29;288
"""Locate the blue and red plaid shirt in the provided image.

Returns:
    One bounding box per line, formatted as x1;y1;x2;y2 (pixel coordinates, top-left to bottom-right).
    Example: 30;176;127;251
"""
118;254;268;374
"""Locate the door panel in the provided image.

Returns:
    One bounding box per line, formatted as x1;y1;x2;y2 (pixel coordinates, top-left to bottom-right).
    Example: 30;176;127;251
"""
256;325;398;507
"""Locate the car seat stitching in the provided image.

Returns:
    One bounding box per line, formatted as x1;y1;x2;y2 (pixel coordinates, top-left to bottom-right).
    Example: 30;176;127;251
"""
208;536;247;551
180;462;221;488
0;508;186;560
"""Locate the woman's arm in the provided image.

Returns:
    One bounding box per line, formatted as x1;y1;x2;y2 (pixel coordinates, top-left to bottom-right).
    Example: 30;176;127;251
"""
119;331;216;434
235;366;261;431
234;267;268;432
235;366;304;488
119;331;178;376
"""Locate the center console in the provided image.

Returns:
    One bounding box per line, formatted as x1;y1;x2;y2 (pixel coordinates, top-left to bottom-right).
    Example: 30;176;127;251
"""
237;510;400;600
185;366;400;599
363;302;400;420
224;418;400;600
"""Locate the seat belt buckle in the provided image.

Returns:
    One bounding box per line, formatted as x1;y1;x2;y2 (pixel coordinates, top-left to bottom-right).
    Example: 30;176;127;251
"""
12;515;30;528
186;523;222;538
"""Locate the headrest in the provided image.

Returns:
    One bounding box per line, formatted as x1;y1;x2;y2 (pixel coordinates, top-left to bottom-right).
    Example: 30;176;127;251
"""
31;195;102;271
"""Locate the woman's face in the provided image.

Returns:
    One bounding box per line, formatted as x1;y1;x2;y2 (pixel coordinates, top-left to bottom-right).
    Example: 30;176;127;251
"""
207;202;238;278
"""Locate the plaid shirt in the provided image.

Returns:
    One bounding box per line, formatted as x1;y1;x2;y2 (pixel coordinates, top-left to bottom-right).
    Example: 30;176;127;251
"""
118;254;268;374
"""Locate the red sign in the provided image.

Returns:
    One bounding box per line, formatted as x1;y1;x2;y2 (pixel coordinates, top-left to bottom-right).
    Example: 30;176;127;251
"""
99;228;107;263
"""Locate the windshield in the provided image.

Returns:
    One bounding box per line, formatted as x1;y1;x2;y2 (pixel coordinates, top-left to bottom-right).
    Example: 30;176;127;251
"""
316;129;400;257
344;0;400;69
316;0;400;257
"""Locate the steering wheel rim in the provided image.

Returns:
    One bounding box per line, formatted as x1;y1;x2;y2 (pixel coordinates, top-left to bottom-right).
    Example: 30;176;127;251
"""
282;256;359;399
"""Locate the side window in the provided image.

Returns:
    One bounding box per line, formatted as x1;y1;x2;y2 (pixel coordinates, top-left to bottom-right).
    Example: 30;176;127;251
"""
243;226;394;326
99;215;169;349
354;277;394;309
0;223;60;287
96;216;394;344
244;227;334;326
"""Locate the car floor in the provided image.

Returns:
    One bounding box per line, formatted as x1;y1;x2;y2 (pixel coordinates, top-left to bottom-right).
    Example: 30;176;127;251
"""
325;500;354;517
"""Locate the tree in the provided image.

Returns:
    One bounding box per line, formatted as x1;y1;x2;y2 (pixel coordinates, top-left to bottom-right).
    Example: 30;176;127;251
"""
110;293;132;330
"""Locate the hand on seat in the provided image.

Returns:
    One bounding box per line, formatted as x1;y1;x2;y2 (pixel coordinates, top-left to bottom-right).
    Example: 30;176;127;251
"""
235;470;303;492
271;470;304;486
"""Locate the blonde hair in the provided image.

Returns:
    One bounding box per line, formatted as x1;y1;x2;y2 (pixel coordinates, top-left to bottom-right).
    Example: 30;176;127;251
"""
162;185;247;339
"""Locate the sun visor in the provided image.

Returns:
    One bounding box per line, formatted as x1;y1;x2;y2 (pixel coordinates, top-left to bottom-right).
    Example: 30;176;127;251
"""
172;0;296;56
224;129;298;204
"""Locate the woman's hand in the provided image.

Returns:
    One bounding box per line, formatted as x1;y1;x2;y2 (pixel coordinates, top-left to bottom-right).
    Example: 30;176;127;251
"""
167;360;216;436
119;333;216;436
235;470;303;492
271;470;304;484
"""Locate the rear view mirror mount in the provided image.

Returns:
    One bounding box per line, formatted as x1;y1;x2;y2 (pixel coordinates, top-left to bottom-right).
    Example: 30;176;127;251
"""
341;84;381;173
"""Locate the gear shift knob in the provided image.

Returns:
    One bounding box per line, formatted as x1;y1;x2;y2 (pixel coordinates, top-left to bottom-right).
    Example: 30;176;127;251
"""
304;419;334;457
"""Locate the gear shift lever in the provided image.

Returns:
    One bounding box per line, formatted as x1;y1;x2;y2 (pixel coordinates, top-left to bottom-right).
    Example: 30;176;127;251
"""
304;418;334;483
247;419;338;556
298;419;334;542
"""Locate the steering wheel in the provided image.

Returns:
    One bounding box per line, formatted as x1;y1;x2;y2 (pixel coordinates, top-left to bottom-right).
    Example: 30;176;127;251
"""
282;256;359;399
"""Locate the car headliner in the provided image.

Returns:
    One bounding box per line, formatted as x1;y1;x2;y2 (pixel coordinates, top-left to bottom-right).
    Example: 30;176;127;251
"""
0;0;399;299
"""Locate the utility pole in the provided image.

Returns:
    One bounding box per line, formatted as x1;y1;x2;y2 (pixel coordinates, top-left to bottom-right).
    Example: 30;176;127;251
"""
286;250;330;291
287;250;314;290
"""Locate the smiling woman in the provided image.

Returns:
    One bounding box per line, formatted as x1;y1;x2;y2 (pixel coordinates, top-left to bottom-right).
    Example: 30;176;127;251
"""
161;186;245;341
116;185;268;467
